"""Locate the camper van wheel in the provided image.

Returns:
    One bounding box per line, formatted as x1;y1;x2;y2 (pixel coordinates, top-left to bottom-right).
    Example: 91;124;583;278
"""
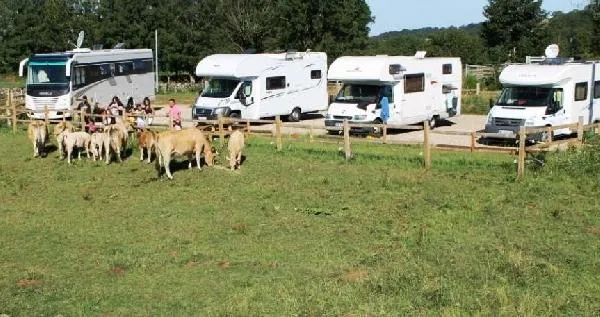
540;128;554;143
230;112;241;119
428;116;437;130
288;107;301;122
372;118;383;136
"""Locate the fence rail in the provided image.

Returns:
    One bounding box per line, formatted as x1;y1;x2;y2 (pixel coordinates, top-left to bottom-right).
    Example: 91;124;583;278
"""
0;88;593;180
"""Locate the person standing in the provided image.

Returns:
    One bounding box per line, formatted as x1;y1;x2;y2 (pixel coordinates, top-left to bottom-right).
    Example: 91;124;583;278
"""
142;97;154;126
167;98;182;130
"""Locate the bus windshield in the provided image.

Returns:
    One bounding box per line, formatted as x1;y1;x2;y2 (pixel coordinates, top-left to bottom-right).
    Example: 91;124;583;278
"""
497;86;558;107
201;78;240;98
27;62;68;85
335;84;381;103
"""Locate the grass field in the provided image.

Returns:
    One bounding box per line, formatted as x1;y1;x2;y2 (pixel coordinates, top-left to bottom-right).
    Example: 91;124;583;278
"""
1;126;600;316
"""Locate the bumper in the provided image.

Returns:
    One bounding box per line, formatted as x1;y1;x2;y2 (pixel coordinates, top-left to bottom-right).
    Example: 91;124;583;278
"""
483;124;544;141
27;110;72;120
325;119;373;133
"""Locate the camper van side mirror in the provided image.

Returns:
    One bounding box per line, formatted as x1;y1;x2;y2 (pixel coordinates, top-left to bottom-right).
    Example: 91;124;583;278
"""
489;98;494;109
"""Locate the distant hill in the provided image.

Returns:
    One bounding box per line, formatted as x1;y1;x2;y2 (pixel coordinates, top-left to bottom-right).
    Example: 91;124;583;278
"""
372;23;482;39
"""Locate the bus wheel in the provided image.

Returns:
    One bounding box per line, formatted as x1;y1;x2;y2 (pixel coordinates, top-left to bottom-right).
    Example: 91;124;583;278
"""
288;107;301;122
230;112;241;119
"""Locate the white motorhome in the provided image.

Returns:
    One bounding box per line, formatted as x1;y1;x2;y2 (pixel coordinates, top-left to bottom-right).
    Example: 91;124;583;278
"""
484;50;600;141
19;47;155;119
325;52;462;132
193;51;328;121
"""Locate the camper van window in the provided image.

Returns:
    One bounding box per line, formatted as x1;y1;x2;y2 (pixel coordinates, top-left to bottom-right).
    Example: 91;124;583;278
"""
116;62;133;76
594;81;600;99
442;64;452;74
72;64;113;90
310;70;322;79
201;78;239;98
497;87;560;107
404;74;425;93
335;84;380;103
575;82;588;101
266;76;286;90
235;81;253;99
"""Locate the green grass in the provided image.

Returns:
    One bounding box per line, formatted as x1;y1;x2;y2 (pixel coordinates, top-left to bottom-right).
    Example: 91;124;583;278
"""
155;91;198;106
1;127;600;316
462;91;500;115
0;74;25;89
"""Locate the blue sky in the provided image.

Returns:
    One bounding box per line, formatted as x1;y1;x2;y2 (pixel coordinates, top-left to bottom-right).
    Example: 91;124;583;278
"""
366;0;584;35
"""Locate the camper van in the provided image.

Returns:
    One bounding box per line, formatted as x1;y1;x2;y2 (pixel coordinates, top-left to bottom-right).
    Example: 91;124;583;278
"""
325;52;462;132
19;41;154;119
193;51;328;121
484;45;600;141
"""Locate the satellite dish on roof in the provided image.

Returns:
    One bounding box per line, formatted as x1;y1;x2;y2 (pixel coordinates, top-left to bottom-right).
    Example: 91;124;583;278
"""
545;44;559;59
76;31;85;49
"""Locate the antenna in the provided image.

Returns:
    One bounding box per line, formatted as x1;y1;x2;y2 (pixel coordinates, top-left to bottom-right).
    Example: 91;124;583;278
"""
114;42;125;49
545;44;560;59
76;31;85;49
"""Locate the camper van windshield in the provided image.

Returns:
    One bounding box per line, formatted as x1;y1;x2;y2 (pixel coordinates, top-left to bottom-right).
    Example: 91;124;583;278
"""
27;62;68;85
335;84;381;103
497;87;555;107
201;79;239;98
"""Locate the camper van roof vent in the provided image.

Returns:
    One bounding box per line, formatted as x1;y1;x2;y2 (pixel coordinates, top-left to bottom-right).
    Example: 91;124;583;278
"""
113;42;125;49
285;50;299;60
415;51;427;59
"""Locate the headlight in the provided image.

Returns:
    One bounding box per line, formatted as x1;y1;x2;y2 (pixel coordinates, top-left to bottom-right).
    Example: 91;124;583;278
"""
214;107;231;115
353;115;367;120
486;114;493;124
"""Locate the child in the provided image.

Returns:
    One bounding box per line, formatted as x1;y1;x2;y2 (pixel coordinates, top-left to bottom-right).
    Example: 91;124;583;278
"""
167;98;182;130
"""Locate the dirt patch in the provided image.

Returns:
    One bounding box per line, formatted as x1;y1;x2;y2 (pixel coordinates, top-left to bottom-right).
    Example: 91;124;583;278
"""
217;261;231;269
231;223;247;234
110;266;126;278
184;261;199;268
585;227;600;234
17;279;42;289
342;269;369;283
168;251;179;258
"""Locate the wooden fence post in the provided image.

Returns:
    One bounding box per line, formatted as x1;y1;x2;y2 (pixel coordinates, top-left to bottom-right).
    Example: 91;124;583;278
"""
246;120;251;137
476;82;481;95
11;90;17;134
309;126;314;143
62;111;66;122
44;105;49;126
383;124;388;144
218;115;225;145
517;126;526;180
275;115;283;151
343;119;351;160
423;120;431;170
577;116;584;143
80;108;85;130
470;132;476;153
546;126;553;143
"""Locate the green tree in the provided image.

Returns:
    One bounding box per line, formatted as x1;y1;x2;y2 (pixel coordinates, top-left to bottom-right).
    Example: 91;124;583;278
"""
481;0;549;62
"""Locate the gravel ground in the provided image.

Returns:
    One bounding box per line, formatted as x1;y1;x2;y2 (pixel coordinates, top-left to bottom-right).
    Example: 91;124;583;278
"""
152;105;489;147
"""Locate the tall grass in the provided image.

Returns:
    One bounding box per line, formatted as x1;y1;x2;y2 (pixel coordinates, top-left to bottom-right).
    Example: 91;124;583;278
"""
0;130;599;315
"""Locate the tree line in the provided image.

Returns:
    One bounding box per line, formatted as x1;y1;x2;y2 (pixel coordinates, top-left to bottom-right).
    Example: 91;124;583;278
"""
369;0;600;66
1;0;599;78
0;0;372;75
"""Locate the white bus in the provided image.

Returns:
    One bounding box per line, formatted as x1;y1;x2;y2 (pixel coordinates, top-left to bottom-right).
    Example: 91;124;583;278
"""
193;51;328;121
19;48;155;119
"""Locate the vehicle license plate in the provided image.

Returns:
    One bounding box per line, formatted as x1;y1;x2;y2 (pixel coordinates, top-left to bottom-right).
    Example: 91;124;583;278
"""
499;130;513;136
335;122;342;127
197;117;207;121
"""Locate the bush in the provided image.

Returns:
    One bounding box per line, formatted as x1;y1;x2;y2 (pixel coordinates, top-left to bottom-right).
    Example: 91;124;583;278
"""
464;73;478;90
543;135;600;176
